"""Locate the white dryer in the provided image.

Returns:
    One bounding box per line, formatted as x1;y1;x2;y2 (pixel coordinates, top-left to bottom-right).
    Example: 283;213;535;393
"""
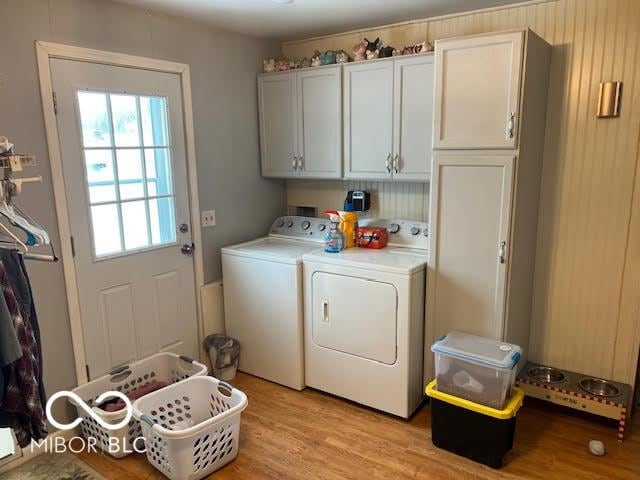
303;219;428;418
221;216;328;390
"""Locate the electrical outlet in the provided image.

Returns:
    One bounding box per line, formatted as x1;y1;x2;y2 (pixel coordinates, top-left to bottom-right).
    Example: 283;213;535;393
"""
201;210;216;228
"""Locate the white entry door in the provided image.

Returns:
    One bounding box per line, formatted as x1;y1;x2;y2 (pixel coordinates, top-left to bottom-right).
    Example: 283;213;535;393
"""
51;59;199;379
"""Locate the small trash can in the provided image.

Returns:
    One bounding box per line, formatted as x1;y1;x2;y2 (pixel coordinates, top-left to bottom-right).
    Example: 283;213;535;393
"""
204;334;240;381
426;380;524;469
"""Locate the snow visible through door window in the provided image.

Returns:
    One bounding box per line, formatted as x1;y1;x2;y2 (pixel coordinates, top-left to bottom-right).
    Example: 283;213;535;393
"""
77;91;176;257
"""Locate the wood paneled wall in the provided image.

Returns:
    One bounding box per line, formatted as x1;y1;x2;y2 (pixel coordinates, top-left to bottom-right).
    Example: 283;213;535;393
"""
282;0;640;386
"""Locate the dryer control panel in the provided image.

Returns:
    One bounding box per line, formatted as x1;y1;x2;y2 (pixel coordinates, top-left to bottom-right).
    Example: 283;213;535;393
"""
269;216;330;242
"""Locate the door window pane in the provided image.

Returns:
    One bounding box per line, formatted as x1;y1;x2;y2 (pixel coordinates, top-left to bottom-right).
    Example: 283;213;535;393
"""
91;204;122;256
111;94;141;147
122;200;150;250
141;96;169;146
149;197;176;245
116;149;145;200
145;148;173;196
77;90;178;258
77;92;111;147
85;150;116;203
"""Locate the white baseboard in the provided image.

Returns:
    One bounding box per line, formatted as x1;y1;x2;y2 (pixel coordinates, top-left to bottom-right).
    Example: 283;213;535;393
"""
0;428;78;474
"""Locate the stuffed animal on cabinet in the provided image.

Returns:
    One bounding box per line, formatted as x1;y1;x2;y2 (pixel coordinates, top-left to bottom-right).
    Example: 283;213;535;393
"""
364;37;381;59
353;41;367;62
301;57;311;68
320;50;337;65
276;59;290;71
335;50;350;63
263;58;276;72
310;50;322;67
378;45;397;58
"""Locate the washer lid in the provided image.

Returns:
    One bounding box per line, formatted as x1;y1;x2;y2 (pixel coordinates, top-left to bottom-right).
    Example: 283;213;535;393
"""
222;237;320;264
303;247;428;275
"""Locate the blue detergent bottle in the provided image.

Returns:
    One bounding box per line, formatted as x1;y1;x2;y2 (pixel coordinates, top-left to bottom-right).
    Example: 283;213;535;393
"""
324;211;345;253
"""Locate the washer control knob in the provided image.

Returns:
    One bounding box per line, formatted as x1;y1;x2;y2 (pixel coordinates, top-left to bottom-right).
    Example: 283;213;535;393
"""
410;226;420;235
276;219;285;227
318;224;327;232
301;221;311;230
286;221;293;228
389;223;400;234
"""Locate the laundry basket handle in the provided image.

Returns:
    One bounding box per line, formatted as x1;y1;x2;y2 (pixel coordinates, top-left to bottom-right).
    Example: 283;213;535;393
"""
140;415;157;428
178;355;194;363
218;381;234;395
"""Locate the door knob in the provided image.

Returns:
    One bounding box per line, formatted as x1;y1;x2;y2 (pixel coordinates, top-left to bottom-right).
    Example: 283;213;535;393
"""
181;243;195;256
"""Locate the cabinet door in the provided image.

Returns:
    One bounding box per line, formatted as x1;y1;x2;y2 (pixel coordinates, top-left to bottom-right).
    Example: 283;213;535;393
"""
258;72;298;177
343;61;394;180
297;67;342;179
392;55;434;181
433;32;523;149
428;154;514;345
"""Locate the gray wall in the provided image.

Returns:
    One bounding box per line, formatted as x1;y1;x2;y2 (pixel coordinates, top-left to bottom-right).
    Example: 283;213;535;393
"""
0;0;285;422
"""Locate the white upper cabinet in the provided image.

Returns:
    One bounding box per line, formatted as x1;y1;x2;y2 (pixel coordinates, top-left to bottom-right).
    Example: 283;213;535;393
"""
343;61;394;180
392;55;434;181
433;31;524;149
258;72;298;177
296;67;342;179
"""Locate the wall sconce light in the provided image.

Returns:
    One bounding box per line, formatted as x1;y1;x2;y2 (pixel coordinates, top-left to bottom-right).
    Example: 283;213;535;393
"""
597;81;622;118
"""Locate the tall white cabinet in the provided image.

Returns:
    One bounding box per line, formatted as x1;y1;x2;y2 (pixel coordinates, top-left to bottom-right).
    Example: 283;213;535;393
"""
426;30;551;380
343;55;434;181
258;66;342;179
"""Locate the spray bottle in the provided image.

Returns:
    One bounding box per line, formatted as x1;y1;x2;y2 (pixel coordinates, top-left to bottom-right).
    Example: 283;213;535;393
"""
324;210;345;253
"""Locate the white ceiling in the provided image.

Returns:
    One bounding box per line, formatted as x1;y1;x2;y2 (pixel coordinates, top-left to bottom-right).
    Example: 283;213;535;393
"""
115;0;528;40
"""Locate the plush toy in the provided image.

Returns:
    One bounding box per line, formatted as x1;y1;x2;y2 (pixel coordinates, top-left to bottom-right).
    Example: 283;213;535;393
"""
335;50;350;64
320;50;337;65
276;59;290;71
401;41;433;55
379;46;397;58
301;57;311;68
353;42;367;62
365;37;381;59
263;58;276;73
310;50;322;67
289;58;301;70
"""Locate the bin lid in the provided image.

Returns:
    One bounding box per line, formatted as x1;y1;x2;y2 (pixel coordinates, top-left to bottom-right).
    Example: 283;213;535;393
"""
425;380;524;419
431;331;522;369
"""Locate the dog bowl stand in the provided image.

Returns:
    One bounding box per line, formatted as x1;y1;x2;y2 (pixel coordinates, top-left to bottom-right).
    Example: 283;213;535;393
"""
516;361;631;442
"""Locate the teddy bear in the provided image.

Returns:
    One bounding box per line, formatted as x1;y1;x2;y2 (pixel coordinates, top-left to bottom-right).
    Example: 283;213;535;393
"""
335;50;350;64
310;50;322;67
353;41;367;62
364;37;381;60
379;45;397;58
276;59;290;71
263;58;276;73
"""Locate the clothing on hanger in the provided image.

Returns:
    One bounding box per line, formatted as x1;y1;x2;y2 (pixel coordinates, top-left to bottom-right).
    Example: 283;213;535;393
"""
0;249;47;447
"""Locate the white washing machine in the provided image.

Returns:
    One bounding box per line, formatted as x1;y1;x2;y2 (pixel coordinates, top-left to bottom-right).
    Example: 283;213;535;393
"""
221;216;329;390
303;219;428;418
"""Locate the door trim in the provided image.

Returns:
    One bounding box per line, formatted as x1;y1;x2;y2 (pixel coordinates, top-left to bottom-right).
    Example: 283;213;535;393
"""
35;41;205;384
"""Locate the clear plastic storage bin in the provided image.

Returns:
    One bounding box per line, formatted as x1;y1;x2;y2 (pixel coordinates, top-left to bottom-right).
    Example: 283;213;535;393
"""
431;332;522;409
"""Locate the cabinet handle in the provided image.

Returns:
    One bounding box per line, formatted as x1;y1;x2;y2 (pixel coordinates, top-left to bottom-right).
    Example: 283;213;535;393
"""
322;300;329;322
293;155;298;171
507;112;515;139
499;240;507;264
393;153;399;174
385;153;391;173
298;155;304;170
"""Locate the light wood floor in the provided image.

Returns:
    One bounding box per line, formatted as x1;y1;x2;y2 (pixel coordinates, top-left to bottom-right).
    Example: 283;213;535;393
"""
77;372;640;479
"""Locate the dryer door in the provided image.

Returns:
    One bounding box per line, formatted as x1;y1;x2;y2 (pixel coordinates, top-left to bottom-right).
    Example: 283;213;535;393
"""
311;272;397;364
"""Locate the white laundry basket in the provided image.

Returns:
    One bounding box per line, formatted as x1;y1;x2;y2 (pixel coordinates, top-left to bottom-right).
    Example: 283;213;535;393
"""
132;376;248;480
70;353;207;458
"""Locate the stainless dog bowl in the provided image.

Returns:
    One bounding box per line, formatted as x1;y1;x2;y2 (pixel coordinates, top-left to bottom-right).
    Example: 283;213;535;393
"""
528;366;566;383
579;378;620;397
